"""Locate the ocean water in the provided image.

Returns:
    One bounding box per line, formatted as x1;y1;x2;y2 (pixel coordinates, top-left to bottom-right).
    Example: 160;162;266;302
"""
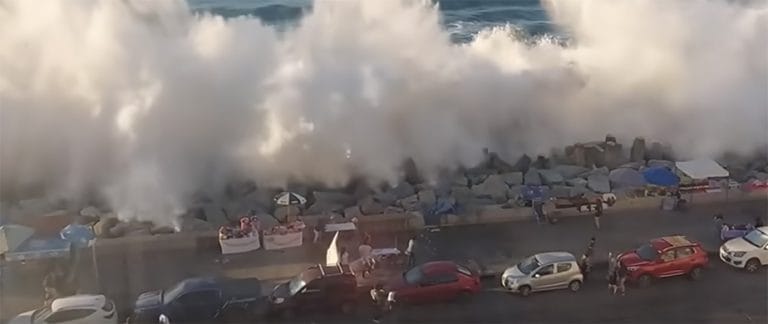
187;0;556;42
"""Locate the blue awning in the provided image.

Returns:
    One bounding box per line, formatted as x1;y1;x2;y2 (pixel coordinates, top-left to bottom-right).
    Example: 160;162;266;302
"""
4;236;70;262
643;166;680;187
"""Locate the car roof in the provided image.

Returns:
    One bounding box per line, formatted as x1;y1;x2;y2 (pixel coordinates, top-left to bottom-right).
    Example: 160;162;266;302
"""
51;294;105;312
535;252;576;264
176;276;224;291
651;236;695;250
757;226;768;234
420;261;458;275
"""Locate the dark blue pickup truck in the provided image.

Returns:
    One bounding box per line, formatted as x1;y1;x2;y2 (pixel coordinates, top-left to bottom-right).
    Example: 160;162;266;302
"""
129;277;267;323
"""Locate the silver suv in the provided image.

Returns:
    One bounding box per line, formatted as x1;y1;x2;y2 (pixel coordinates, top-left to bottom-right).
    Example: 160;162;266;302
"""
501;252;583;296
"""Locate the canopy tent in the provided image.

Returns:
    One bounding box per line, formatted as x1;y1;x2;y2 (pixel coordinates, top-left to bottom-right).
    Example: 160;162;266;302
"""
60;223;95;248
609;168;647;188
4;236;70;262
675;159;729;179
0;224;35;254
643;166;680;187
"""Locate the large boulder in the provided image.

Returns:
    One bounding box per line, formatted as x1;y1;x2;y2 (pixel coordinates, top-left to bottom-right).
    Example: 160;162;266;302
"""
450;186;474;204
587;174;611;193
343;206;364;219
488;153;515;173
554;165;589;179
538;169;565;185
417;189;437;207
93;215;119;238
630;137;646;162
568;144;587;167
506;185;524;201
566;177;589;187
647;159;675;169
450;174;469;187
176;218;215;233
550;185;573;198
582;166;610;177
398;194;421;211
400;158;422;184
512;154;532;173
524;169;543;186
619;161;645;170
466;173;490;187
312;191;356;206
531;156;551;170
470;174;509;202
603;142;627;169
647;142;665;160
501;172;524;186
387;182;416;200
306;201;344;215
358;196;387;215
583;143;606;168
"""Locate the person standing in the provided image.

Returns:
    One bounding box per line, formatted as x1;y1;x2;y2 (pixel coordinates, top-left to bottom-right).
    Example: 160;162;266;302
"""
405;235;416;268
617;265;628;296
370;283;388;323
607;268;618;295
340;247;350;266
593;198;603;230
359;235;374;277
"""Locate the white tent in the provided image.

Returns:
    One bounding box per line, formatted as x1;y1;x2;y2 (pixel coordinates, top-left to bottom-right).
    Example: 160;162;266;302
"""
675;159;729;180
325;231;340;266
0;224;35;254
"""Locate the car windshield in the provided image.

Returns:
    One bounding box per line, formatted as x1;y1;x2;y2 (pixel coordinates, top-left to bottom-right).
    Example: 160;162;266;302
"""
287;275;307;296
163;282;185;303
636;244;659;261
32;306;52;322
743;229;768;248
516;256;541;275
404;267;424;285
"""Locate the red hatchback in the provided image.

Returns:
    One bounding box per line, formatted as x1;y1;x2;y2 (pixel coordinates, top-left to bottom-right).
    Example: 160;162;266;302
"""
386;261;481;304
618;236;709;287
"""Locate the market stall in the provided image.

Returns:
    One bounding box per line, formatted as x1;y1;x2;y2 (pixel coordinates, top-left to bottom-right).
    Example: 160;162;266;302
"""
218;216;261;254
675;158;730;193
262;220;305;250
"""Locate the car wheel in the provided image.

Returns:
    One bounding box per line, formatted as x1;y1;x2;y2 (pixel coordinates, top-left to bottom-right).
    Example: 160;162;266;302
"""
568;280;581;292
745;259;762;273
519;285;532;297
637;274;652;288
688;267;703;280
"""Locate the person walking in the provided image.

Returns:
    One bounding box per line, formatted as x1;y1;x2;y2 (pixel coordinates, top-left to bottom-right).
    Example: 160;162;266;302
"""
359;235;374;277
370;283;388;323
607;268;618;295
579;253;592;282
593;198;603;230
616;265;628;296
405;235;416;268
340;247;350;266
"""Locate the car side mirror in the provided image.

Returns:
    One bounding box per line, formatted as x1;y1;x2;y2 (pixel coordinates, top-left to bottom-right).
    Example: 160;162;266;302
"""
534;274;541;278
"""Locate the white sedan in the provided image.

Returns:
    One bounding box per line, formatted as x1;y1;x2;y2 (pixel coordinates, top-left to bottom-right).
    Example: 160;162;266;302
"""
720;226;768;273
9;294;117;324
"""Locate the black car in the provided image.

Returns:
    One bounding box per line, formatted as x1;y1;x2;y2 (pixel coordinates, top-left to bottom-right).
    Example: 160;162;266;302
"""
269;264;358;317
130;276;267;323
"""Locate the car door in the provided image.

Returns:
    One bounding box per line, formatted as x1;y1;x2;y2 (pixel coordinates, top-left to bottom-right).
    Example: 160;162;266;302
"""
173;289;222;322
43;309;97;324
296;279;325;311
654;249;677;277
430;272;461;301
673;246;697;274
530;264;556;291
553;262;575;289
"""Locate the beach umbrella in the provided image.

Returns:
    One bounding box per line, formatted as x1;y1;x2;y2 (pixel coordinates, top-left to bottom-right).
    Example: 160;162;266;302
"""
60;223;94;248
273;192;307;206
0;224;35;254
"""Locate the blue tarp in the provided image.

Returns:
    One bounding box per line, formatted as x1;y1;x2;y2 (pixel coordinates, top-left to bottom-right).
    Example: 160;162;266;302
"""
643;166;680;187
60;224;94;248
5;236;70;261
521;185;550;202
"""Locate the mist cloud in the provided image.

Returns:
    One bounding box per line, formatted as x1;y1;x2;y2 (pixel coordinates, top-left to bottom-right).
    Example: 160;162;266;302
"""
1;0;766;224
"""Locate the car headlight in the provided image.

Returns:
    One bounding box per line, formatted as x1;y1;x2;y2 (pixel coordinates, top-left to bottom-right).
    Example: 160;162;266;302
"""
730;251;746;258
273;297;285;304
627;266;639;271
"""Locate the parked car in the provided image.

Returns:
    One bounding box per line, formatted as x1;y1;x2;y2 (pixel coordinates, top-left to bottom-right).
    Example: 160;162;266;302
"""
130;277;267;323
618;236;709;287
385;261;480;304
269;264;359;318
501;252;583;297
720;226;768;273
8;294;117;324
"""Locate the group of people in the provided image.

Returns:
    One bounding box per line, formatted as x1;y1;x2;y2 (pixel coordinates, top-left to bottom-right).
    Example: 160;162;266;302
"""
578;236;628;296
218;215;262;240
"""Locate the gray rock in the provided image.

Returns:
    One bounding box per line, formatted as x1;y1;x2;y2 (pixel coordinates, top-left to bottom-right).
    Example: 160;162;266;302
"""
488;153;515;173
538;169;565;185
398;194;421;211
344;206;364;219
568;144;587;167
729;167;750;183
177;218;215;232
512;154;532;172
79;206;101;218
750;172;768;182
531;156;551;170
501;172;524;186
554;165;589;179
630;137;646;162
566;178;589;187
450;174;469;187
587;174;611;193
647;142;665;160
384;206;406;214
468;198;496;206
603;142;627;169
506;185;524;201
582;166;610;177
619;161;645;170
93;216;119;238
550;185;573;198
312;191;356;206
466;173;489;187
570;185;596;197
387;182;416;200
417;189;437;207
306;201;344;215
373;192;398;206
524;169;543;186
471;174;509;202
358;196;387;215
450;186;474;204
400;158;422;184
583;143;606;168
647;159;675;169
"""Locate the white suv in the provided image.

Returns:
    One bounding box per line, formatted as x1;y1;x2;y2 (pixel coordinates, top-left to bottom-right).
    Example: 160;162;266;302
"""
720;226;768;273
9;294;117;324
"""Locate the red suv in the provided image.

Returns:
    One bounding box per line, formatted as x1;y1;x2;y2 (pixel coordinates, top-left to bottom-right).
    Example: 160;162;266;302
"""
385;261;480;304
618;236;709;287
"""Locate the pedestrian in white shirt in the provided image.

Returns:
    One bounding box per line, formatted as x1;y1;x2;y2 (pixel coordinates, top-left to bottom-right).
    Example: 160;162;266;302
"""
405;235;416;268
340;247;350;265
